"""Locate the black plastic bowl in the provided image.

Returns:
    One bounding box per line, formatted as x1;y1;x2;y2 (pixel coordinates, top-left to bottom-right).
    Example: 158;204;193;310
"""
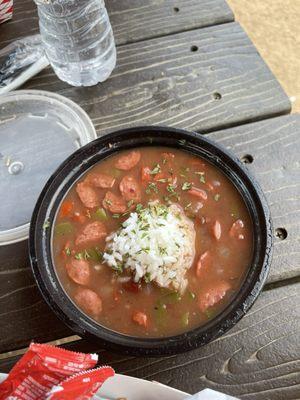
29;126;272;356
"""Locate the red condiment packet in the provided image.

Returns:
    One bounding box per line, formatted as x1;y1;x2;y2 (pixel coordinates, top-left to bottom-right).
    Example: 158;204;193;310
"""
0;343;98;400
46;366;115;400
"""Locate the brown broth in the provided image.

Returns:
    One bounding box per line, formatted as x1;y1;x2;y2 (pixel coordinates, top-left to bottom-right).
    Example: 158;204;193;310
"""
52;147;253;337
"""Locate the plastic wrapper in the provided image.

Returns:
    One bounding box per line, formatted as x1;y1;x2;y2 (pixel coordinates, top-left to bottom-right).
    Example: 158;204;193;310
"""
0;343;98;400
0;0;13;24
47;366;115;400
0;34;49;94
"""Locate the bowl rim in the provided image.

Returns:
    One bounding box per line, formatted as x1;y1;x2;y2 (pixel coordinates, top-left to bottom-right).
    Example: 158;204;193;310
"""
29;125;273;356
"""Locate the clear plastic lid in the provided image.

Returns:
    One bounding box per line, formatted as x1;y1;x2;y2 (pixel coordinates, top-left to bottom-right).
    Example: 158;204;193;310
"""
0;90;97;246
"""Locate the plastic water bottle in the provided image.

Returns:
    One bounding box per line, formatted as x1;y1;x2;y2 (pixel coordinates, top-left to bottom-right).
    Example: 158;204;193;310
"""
34;0;117;87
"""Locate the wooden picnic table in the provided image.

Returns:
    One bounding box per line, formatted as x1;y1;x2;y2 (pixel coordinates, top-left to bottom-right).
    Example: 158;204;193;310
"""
1;1;299;398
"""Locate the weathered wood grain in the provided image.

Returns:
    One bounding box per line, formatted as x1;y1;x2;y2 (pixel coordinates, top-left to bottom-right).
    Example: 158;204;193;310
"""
20;22;290;133
0;241;72;351
1;281;300;400
0;115;298;355
0;0;233;47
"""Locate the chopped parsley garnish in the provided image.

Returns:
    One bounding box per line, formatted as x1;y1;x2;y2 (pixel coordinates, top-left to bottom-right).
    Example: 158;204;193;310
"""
136;203;143;212
112;214;120;218
159;246;167;255
127;200;134;208
167;184;176;194
184;203;192;210
104;199;112;206
150;164;161;175
146;182;158;194
166;184;180;200
195;171;206;183
65;247;71;256
75;252;84;260
156;178;168;183
182;182;192;191
162;158;167;165
144;272;151;283
214;194;221;201
114;263;124;274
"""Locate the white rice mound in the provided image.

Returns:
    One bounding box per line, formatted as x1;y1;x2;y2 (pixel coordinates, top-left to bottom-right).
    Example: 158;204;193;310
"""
103;203;196;293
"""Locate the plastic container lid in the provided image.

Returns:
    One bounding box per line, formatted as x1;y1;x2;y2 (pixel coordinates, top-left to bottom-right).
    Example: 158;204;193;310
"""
0;90;97;246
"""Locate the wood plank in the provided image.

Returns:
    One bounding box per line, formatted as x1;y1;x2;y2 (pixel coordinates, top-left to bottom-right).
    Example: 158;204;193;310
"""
0;114;298;354
0;241;72;351
0;0;234;47
20;22;291;133
1;281;300;400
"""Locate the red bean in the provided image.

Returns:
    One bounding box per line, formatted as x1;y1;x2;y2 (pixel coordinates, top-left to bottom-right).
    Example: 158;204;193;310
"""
66;258;90;285
103;191;127;214
75;221;107;246
119;175;142;203
230;219;245;240
86;173;115;188
198;281;230;312
196;251;210;278
132;311;148;327
74;288;102;316
212;220;222;240
115;151;141;170
76;182;99;208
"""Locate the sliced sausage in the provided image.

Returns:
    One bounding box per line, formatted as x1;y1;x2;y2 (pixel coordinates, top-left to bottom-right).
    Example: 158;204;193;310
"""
86;173;115;189
196;251;211;278
212;220;222;240
132;311;148;327
74;288;102;316
75;221;107;246
76;182;99;209
115;151;141;171
229;219;245;240
66;258;90;285
119;175;142;203
188;187;208;201
198;281;230;313
103;191;127;214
